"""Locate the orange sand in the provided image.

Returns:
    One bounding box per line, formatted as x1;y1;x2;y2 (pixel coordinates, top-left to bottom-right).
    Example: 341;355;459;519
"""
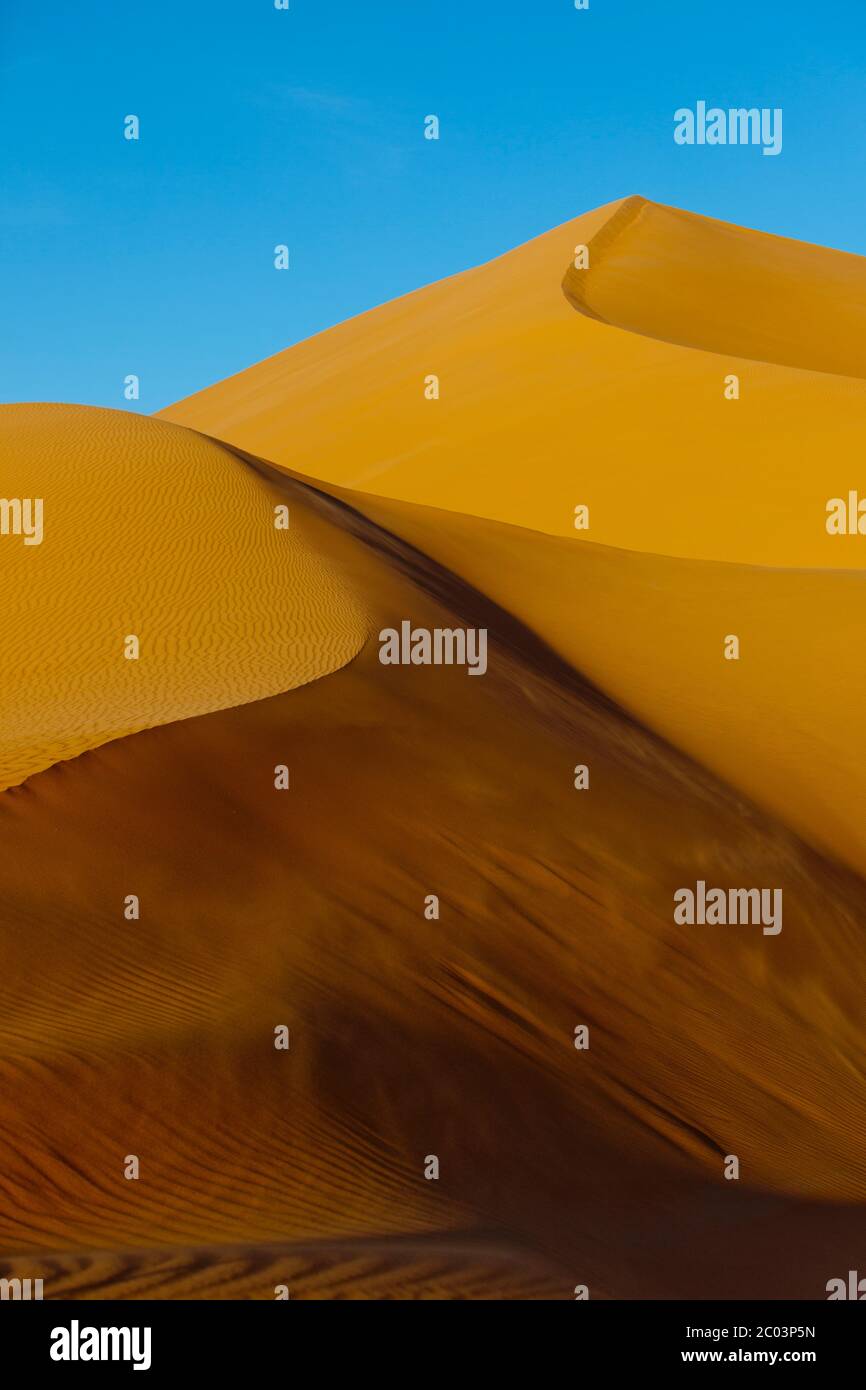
160;195;866;568
161;200;866;875
0;404;367;787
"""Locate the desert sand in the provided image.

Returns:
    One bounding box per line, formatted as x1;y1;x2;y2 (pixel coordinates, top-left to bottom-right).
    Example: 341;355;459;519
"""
162;198;866;875
0;404;367;788
160;195;866;569
2;198;866;1298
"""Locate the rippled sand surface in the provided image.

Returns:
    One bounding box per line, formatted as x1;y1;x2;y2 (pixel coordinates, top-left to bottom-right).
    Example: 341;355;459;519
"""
0;404;367;788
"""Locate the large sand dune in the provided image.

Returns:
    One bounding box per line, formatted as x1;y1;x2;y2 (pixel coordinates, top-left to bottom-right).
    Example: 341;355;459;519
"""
3;197;866;1298
162;200;866;875
160;194;866;569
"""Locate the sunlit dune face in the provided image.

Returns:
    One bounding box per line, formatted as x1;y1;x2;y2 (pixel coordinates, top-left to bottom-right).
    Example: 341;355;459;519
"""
0;403;368;788
161;194;866;570
159;198;866;878
564;195;866;381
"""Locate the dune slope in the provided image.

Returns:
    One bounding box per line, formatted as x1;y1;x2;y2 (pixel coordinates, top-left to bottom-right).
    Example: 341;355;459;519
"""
324;483;866;880
564;194;866;379
157;200;866;879
0;404;367;787
160;195;866;569
1;467;865;1299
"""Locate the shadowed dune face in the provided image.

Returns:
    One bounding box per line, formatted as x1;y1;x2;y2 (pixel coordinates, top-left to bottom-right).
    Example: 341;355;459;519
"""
0;404;367;788
327;486;866;880
1;470;865;1299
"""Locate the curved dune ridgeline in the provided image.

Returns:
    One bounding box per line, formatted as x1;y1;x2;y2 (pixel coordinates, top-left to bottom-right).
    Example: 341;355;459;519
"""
562;194;866;379
0;404;368;788
160;195;866;570
315;485;866;882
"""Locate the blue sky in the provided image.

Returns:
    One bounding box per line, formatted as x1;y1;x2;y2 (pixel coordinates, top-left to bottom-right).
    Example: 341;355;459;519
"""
2;0;865;411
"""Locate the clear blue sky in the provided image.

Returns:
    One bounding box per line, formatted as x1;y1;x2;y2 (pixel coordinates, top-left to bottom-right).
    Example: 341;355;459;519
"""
2;0;865;412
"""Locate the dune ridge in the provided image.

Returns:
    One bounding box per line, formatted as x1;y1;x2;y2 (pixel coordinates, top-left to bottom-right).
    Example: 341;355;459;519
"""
563;195;866;379
296;477;866;880
0;404;368;788
159;195;866;570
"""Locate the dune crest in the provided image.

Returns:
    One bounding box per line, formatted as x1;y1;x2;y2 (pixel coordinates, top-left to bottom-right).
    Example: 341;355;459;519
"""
295;480;866;879
563;194;866;379
0;404;368;788
160;195;866;569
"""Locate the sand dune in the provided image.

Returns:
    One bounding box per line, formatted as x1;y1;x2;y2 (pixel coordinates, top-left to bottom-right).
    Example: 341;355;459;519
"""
3;197;866;1299
160;195;866;569
1;470;865;1298
564;194;866;379
0;404;367;788
158;201;866;877
314;485;866;880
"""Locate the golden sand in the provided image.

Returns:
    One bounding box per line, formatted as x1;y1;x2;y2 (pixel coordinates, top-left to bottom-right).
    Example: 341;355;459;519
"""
0;404;367;788
159;200;866;876
160;194;866;568
330;489;866;879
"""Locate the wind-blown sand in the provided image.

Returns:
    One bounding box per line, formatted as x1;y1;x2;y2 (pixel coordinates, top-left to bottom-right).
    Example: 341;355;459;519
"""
2;198;866;1298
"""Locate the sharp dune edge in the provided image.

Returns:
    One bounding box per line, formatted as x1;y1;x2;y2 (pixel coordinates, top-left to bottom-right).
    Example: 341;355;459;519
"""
0;404;368;789
2;199;866;1298
562;193;866;379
